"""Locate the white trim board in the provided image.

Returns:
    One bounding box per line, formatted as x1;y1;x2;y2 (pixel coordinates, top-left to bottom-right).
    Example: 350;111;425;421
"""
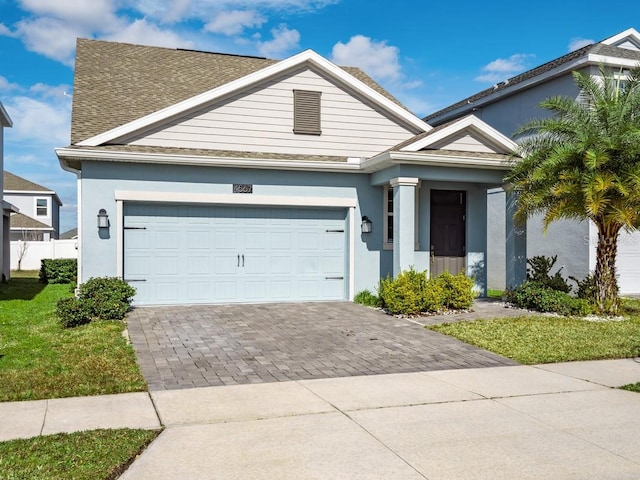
114;191;357;208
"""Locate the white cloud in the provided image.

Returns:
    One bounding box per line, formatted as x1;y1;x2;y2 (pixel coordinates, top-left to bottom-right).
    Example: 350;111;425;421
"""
256;24;300;57
475;53;534;83
10;17;88;66
4;94;72;146
205;10;265;35
331;35;401;82
568;37;594;52
102;18;194;49
19;0;120;29
0;76;21;91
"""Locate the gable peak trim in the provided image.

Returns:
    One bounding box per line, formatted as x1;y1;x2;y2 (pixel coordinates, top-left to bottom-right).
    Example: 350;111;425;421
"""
400;115;517;153
77;48;430;147
601;28;640;48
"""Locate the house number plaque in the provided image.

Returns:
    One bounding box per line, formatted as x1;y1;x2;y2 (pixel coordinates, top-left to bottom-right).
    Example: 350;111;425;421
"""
233;184;253;193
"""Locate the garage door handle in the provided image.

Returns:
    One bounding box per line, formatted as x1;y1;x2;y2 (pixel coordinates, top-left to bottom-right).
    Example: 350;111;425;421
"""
242;254;245;267
237;254;240;267
325;276;344;280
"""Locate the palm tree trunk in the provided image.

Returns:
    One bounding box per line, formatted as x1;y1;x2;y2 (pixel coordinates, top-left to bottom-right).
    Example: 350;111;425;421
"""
594;222;621;315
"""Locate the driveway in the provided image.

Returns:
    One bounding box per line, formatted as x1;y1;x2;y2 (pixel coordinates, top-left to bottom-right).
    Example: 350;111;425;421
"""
126;301;517;390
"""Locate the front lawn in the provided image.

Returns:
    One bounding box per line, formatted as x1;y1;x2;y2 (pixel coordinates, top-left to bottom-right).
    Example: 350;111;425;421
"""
0;429;159;480
0;275;146;401
429;313;640;364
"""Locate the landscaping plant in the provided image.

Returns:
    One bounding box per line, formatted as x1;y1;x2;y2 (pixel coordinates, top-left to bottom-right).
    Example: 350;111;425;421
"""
505;65;640;315
378;268;475;315
56;277;136;328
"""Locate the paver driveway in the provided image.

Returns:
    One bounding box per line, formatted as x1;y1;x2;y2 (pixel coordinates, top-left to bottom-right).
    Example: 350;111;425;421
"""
126;301;517;390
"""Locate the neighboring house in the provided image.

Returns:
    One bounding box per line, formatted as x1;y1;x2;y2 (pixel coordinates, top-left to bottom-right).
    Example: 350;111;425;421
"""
426;27;640;294
4;171;62;241
60;227;78;240
1;102;16;281
56;39;524;306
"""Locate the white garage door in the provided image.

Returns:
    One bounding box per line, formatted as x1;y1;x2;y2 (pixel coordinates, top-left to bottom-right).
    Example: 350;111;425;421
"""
617;231;640;295
124;203;347;305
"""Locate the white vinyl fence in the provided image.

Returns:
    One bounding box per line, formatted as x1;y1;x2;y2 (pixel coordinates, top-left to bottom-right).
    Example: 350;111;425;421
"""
10;239;78;271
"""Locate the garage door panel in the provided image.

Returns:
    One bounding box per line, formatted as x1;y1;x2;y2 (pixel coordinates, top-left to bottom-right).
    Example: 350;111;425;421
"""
124;204;346;304
617;231;640;294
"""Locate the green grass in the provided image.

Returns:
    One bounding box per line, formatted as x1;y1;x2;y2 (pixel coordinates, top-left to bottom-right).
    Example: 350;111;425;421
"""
0;275;147;401
0;429;159;480
429;314;640;364
621;382;640;393
486;289;504;299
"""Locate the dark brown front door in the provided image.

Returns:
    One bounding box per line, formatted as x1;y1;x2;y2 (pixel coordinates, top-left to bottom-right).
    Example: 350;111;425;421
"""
430;190;466;276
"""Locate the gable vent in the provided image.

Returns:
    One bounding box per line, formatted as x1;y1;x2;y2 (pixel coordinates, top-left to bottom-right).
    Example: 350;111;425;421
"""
293;90;322;135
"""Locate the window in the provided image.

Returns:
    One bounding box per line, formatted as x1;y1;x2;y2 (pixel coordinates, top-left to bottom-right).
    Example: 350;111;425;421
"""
36;198;48;217
293;90;321;135
383;184;420;249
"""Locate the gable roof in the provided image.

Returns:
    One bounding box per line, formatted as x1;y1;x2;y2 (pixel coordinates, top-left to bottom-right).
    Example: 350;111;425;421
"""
60;227;78;239
70;39;423;146
425;28;640;124
10;212;54;231
4;171;63;205
362;114;516;173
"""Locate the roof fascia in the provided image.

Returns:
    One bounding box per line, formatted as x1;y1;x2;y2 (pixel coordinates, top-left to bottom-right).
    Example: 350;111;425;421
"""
401;115;517;153
601;28;640;46
77;49;430;147
587;54;640;68
55;147;363;173
362;150;512;173
0;101;12;127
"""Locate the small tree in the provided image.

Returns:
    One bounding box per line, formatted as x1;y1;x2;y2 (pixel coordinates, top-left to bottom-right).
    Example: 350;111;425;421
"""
505;65;640;314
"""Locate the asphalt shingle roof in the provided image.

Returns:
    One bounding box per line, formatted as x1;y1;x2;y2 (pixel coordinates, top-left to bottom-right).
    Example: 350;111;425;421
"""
4;171;51;192
10;213;53;230
70;39;408;145
424;42;640;122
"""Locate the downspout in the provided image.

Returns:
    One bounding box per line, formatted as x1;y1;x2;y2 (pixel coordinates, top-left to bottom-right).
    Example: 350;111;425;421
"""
57;155;81;291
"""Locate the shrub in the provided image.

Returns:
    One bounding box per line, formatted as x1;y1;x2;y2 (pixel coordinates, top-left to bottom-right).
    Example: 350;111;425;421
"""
505;281;592;316
379;268;430;315
39;259;77;284
526;255;571;293
56;297;92;328
435;271;475;310
422;279;445;313
354;289;382;307
78;277;137;321
570;273;597;301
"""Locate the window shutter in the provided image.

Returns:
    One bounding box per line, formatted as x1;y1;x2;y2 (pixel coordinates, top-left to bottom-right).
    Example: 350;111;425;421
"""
293;90;321;135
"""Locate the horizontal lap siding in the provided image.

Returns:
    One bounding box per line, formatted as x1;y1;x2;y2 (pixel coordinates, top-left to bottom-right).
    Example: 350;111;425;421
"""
125;68;415;157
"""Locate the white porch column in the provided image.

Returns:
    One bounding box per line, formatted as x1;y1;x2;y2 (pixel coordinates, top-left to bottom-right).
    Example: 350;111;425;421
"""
391;177;419;276
505;191;527;288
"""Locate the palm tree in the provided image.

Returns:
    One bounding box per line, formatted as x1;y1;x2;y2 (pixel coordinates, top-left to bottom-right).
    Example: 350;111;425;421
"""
505;65;640;315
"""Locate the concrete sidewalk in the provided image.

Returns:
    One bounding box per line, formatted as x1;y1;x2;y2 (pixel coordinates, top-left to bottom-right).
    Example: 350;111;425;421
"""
1;359;639;479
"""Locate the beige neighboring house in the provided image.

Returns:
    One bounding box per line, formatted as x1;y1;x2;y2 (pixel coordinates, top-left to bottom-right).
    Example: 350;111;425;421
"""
4;171;62;241
1;102;17;280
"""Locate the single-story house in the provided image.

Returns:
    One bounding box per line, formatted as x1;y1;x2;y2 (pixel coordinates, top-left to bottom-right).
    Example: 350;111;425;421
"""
426;27;640;293
56;39;525;305
4;171;63;241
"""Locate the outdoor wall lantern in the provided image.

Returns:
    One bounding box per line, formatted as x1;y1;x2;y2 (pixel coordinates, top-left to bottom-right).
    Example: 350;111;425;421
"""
361;216;373;234
97;209;110;228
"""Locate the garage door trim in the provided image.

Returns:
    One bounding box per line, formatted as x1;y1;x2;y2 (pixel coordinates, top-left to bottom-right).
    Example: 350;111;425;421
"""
114;190;356;300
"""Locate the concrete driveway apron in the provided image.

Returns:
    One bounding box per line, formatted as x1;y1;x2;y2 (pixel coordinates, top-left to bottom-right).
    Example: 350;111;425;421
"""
126;301;517;390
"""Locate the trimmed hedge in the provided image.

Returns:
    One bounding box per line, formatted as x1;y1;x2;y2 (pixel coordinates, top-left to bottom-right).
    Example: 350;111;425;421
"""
504;281;593;316
39;259;77;284
56;277;136;328
378;268;475;315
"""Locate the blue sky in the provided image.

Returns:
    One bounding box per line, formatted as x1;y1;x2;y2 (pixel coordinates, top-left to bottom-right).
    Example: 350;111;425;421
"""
0;0;635;232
